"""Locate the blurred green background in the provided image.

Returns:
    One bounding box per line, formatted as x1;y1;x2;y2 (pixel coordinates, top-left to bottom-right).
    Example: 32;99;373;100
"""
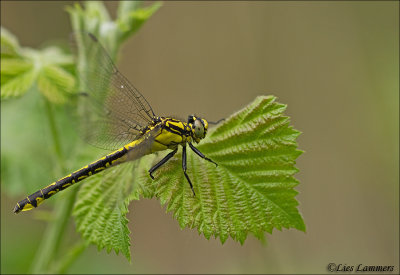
1;1;398;274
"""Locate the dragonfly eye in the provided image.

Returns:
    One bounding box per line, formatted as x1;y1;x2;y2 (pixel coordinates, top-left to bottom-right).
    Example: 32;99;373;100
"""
193;119;205;139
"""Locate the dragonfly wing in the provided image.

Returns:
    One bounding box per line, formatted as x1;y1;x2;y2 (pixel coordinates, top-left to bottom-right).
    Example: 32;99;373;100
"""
71;32;156;150
125;124;162;161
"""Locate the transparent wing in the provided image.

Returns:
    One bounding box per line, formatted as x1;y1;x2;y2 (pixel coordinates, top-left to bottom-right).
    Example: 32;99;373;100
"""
71;32;156;150
126;124;162;161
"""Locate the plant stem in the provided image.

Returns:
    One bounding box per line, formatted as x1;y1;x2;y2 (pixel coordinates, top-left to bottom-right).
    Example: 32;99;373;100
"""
31;189;78;273
43;99;65;172
30;99;81;273
52;241;88;274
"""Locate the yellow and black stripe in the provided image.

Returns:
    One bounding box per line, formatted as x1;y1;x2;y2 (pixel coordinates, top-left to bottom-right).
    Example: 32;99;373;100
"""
14;116;216;213
13;140;138;213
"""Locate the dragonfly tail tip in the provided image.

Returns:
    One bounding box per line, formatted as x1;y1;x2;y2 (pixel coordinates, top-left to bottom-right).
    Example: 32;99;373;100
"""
13;205;21;214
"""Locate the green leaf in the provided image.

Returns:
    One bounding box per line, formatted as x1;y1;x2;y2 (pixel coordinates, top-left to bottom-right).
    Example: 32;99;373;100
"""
0;27;34;98
1;28;75;101
72;155;157;260
1;58;32;76
152;96;305;244
1;26;21;56
37;64;75;104
0;64;36;99
117;1;162;42
73;162;134;260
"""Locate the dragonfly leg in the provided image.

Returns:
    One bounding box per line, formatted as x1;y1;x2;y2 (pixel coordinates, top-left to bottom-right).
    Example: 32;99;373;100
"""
149;148;178;179
182;145;196;197
189;142;218;167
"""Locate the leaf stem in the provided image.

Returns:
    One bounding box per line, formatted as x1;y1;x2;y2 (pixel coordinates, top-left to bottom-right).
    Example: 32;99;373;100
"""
43;99;65;171
51;240;88;274
31;189;79;273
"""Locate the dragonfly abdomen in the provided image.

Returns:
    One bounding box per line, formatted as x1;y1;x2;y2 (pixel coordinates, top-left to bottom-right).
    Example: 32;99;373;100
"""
13;146;129;213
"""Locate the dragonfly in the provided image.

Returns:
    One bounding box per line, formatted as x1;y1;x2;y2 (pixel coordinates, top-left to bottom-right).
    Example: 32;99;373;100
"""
13;32;219;214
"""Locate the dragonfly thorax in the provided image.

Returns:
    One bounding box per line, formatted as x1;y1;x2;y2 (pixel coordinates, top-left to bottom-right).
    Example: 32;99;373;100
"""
188;115;208;143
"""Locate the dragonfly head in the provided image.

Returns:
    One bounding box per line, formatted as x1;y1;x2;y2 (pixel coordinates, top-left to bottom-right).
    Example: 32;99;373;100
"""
188;115;208;143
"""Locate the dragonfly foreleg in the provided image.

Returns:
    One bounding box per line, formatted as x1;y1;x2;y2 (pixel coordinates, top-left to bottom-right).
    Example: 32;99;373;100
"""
189;142;218;167
149;148;178;179
182;145;196;197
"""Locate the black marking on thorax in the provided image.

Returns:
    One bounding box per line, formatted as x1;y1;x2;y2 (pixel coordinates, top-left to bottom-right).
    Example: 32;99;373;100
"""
163;118;191;137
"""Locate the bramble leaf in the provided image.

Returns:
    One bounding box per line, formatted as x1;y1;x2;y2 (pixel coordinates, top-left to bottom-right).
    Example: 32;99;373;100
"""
72;156;156;260
37;64;75;104
0;28;75;102
152;96;305;244
73;162;135;260
1;26;21;57
1;67;36;99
